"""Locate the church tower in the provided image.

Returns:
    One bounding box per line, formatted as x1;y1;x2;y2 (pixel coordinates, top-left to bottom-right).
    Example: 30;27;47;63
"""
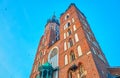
30;14;60;78
58;3;109;78
43;14;60;48
30;3;110;78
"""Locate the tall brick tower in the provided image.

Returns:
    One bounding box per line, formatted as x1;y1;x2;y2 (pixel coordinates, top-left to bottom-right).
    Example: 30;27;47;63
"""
30;3;110;78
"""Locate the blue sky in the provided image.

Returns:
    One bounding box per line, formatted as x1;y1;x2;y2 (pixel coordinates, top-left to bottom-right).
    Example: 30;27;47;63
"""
0;0;120;78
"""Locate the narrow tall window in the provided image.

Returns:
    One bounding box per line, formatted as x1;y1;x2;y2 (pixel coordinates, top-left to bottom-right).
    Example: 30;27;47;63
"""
66;15;69;19
73;25;76;31
65;13;69;20
77;46;82;56
72;18;75;23
64;24;66;30
64;33;66;39
64;42;67;51
64;22;70;30
67;22;71;27
70;51;75;62
75;33;79;42
68;38;73;48
79;64;86;78
64;24;67;30
65;55;68;65
68;29;72;36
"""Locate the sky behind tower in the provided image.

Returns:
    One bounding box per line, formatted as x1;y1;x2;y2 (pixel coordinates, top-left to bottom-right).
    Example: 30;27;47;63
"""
0;0;120;78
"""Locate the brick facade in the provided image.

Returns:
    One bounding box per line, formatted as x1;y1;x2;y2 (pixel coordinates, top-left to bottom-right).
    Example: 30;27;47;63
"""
30;3;110;78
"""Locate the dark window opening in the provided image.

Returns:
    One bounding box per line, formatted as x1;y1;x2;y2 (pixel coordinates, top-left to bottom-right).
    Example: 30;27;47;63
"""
70;51;75;62
43;70;47;78
66;15;69;19
68;22;70;27
69;38;73;47
68;29;72;36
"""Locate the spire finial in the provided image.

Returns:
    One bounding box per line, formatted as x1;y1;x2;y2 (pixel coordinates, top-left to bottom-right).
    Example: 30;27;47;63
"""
52;11;56;19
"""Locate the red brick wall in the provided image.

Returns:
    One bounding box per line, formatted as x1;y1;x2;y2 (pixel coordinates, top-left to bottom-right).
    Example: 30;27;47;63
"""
30;4;109;78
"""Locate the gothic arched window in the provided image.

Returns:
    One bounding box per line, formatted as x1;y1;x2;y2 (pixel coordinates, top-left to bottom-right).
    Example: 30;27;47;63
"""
65;55;68;65
48;47;59;68
65;13;70;20
70;51;75;62
67;22;71;27
68;29;72;36
50;48;58;59
68;38;73;48
79;64;86;78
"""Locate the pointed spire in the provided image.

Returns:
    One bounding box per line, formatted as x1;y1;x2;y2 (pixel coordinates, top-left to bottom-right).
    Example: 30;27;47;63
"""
52;12;56;20
45;12;60;27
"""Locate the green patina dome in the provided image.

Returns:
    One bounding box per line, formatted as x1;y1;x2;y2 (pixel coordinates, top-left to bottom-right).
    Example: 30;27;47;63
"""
43;62;52;67
38;62;53;71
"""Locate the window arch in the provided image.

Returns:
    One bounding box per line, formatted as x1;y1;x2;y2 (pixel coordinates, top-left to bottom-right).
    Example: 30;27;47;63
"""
50;48;58;59
48;46;59;68
68;38;73;48
64;33;66;39
75;33;79;42
78;63;86;78
67;29;72;36
64;21;71;30
73;25;76;31
77;45;82;56
67;22;71;27
66;14;69;19
70;51;75;62
65;13;70;20
68;71;72;78
72;18;74;23
48;47;59;78
64;42;67;51
65;55;68;65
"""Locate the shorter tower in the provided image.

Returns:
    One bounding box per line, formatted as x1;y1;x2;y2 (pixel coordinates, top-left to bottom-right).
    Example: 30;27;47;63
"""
30;14;60;78
43;14;60;48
